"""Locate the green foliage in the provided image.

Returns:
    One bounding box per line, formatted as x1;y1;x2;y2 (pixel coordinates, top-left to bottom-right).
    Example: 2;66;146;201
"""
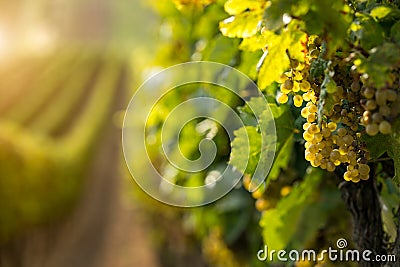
256;25;306;89
260;168;322;251
145;0;400;265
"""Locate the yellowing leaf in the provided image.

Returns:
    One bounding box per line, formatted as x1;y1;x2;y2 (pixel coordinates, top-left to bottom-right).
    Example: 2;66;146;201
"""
220;11;263;38
239;35;268;51
370;6;393;20
257;26;306;89
172;0;215;10
224;0;266;15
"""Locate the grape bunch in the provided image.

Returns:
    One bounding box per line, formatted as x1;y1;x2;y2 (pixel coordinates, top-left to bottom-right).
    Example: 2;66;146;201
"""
360;73;400;136
274;36;383;183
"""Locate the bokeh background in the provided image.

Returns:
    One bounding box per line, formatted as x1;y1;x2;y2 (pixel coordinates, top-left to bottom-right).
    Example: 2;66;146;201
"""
0;1;167;266
0;1;371;267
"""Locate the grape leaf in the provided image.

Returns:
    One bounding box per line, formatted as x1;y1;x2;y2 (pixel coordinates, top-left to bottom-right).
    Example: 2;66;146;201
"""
220;11;263;38
260;168;323;252
364;121;400;186
239;35;268;52
224;0;265;16
230;126;260;175
354;43;400;88
350;13;386;50
230;98;294;187
370;5;400;21
263;0;309;31
257;25;307;89
202;35;240;64
263;0;351;54
379;177;400;243
390;21;400;46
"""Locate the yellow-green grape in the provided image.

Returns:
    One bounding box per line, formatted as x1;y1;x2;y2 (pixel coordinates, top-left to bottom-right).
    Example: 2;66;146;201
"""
305;151;316;161
342;135;354;145
255;198;269;212
242;174;251;191
321;127;331;138
303;91;311;101
303;122;311;130
277;92;289;104
251;182;266;199
379;120;392;134
344;171;352;181
386;89;397;102
365;99;377;110
301;107;310;118
330;149;340;161
307;103;318;113
280;186;292;197
326;162;336;172
307;124;320;134
321;147;332;157
299;80;311;92
308;144;319;154
294;95;303;107
303;132;314;142
307;113;316;123
292;81;301;92
366;123;379;136
327;122;337;132
337;127;347;137
350;169;359;177
358;164;370;176
277;73;288;83
313;133;323;143
363;87;375;99
375;90;387;106
281;79;293;94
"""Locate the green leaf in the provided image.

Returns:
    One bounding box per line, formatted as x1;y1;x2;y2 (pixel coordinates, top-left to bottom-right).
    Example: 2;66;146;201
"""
266;134;293;182
354;43;400;88
230;98;294;187
220;11;263;38
317;72;337;125
351;14;386;50
262;0;351;54
370;5;400;21
224;0;265;16
230;126;260;175
370;6;393;20
364;121;400;185
263;0;309;31
260;168;324;252
287;187;343;250
202;35;240;64
237;50;264;80
390;21;400;46
259;103;294;184
257;25;307;89
379;177;400;243
239;35;268;52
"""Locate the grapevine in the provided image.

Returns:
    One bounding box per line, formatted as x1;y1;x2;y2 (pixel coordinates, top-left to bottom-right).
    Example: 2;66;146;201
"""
140;0;400;266
272;35;381;183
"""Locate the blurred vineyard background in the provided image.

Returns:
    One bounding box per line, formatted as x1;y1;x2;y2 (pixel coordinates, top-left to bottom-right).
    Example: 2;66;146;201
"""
1;0;398;267
0;0;167;266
